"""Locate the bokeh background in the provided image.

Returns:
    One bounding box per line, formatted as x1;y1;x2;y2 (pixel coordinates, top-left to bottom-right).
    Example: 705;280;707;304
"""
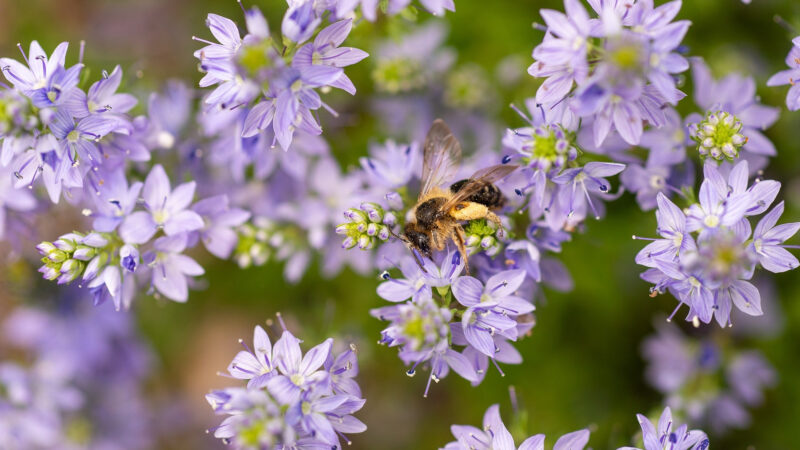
2;0;800;448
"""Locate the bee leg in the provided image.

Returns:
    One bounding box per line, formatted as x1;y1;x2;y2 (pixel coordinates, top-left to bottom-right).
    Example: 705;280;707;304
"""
453;226;470;275
486;211;503;227
486;211;506;237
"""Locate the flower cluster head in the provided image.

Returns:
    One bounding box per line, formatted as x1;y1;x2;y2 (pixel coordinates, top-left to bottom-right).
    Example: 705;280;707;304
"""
529;0;691;146
688;58;779;163
689;111;745;161
636;160;798;327
642;321;776;434
33;161;248;308
336;202;397;250
768;36;800;111
193;4;368;151
619;406;709;450
372;250;535;395
443;403;590;450
0;41;138;205
208;321;366;449
504;100;626;232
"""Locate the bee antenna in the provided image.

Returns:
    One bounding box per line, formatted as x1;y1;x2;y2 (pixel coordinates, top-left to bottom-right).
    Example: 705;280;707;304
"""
389;228;409;243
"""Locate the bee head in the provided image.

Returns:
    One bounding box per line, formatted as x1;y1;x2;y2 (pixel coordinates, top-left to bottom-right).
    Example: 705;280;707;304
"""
402;223;432;259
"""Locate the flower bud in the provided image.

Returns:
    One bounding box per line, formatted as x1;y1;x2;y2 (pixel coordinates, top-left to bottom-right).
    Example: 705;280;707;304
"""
342;236;357;250
57;259;84;284
366;223;378;236
72;245;96;261
53;237;77;252
383;212;397;227
81;232;109;248
344;208;368;223
385;192;404;210
36;241;56;255
357;235;373;250
47;249;69;263
120;244;139;273
39;264;59;281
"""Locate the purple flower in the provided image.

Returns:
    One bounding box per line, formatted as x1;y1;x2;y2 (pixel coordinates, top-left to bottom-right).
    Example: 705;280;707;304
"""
452;270;534;357
325;345;361;397
284;391;366;447
282;1;321;44
619;407;708;450
359;140;420;190
421;248;467;287
227;325;275;389
193;13;260;110
48;110;119;174
27;64;83;109
371;296;478;396
0;41;79;107
751;201;800;273
444;404;591;450
767;36;800;111
89;168;143;232
551;161;625;225
635;193;696;268
684;161;751;235
377;257;432;303
206;387;294;447
63;65;137;120
267;330;331;405
293;19;368;95
1;41;65;87
190;195;250;258
143;233;205;302
119;164;204;244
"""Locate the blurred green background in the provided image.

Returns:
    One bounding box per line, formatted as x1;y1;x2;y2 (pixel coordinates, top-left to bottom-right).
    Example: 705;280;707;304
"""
3;0;800;448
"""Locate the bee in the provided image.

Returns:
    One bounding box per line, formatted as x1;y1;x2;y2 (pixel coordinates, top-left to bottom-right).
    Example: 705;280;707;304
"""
399;119;518;273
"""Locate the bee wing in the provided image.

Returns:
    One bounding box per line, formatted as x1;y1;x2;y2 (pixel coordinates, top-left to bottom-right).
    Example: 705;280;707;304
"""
420;119;462;198
442;164;519;211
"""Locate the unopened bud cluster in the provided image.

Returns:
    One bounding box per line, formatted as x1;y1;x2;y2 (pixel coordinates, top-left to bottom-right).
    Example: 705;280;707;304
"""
37;232;131;285
463;219;506;257
336;202;397;250
690;111;746;161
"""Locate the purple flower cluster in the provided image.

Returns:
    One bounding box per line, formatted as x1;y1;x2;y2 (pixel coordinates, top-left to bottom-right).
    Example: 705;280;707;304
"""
0;42;137;205
505;99;626;231
443;404;590;450
636;160;799;327
371;250;535;395
35;162;249;309
193;5;367;151
0;294;157;449
642;321;776;434
529;0;690;147
207;322;366;449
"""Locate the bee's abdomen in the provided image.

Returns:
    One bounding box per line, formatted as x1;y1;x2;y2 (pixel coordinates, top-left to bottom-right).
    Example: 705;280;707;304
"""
450;180;505;209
